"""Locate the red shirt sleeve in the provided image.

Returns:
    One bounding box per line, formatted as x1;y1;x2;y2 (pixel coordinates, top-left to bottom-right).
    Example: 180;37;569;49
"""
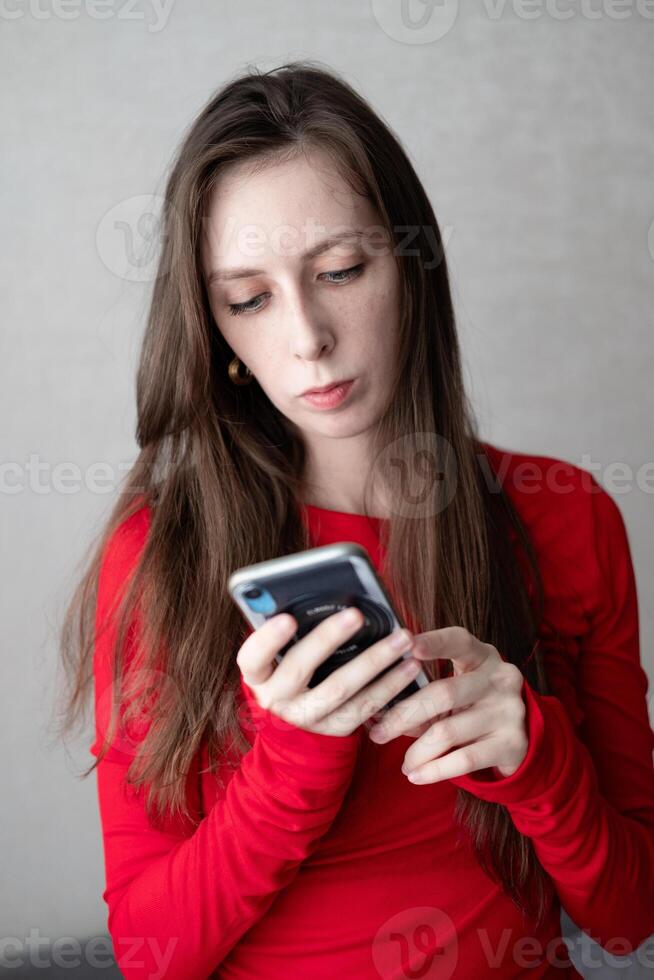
91;508;362;980
451;480;654;952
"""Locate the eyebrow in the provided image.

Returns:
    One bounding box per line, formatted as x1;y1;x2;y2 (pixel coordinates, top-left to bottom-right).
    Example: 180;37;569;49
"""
207;230;366;284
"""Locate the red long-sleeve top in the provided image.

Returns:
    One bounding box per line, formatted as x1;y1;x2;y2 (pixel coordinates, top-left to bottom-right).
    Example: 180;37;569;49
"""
90;442;654;979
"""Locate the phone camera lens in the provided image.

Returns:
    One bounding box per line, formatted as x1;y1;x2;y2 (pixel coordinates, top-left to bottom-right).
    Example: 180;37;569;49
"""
243;587;262;600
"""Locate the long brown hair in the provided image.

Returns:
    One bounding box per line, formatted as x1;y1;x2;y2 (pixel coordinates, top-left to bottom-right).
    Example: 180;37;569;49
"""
55;60;555;928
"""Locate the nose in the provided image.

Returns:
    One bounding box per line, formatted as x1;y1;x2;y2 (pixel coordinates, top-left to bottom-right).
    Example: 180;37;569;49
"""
286;288;335;362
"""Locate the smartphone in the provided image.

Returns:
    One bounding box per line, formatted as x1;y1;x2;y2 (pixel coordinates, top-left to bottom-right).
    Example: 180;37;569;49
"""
228;540;434;714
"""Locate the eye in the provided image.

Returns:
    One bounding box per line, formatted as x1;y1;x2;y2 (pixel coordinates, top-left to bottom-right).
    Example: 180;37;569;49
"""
319;262;365;285
227;263;365;317
228;294;268;317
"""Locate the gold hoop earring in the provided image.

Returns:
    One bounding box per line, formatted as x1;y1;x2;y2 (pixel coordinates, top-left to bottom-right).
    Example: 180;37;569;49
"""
228;356;253;386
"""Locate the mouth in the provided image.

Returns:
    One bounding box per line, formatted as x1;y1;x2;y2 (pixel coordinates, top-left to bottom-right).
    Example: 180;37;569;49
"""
299;378;356;411
299;378;354;396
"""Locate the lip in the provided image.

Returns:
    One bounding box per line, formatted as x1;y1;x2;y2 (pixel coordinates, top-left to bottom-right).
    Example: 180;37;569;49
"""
300;378;354;396
300;379;356;410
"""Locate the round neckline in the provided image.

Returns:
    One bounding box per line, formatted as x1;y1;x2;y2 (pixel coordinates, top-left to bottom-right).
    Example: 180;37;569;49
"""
300;501;386;522
299;442;500;524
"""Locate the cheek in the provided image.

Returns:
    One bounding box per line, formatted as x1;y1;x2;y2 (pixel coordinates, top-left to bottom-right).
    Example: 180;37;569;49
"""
363;296;401;366
363;265;401;333
210;306;237;353
244;349;286;398
213;314;259;367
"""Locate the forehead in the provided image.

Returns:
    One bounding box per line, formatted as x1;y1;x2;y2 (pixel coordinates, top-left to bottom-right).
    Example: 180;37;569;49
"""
201;148;379;269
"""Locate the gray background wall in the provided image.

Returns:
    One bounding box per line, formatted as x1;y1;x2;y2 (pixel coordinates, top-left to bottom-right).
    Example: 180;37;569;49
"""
2;1;653;977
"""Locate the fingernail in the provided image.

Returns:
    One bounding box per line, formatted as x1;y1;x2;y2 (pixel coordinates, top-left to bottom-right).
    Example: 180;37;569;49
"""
369;726;389;743
406;770;425;783
341;607;362;625
390;628;411;650
274;614;293;631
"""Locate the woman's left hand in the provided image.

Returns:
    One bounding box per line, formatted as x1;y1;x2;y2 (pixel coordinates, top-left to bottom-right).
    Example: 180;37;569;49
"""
367;627;529;783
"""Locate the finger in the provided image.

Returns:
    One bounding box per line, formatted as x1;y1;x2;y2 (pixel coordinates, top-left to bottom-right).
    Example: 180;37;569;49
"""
404;737;498;784
404;709;453;740
253;606;366;710
284;627;418;727
368;671;484;743
404;723;431;739
402;704;493;774
236;613;297;687
414;626;490;672
308;656;423;736
349;655;423;724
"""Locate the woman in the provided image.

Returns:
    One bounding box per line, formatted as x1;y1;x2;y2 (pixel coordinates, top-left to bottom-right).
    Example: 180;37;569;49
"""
58;61;654;978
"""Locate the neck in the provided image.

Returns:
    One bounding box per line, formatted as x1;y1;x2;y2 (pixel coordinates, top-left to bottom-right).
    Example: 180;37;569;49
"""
297;427;394;517
300;474;392;519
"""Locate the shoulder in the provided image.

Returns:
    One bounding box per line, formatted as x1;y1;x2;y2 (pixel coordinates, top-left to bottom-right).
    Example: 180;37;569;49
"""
479;440;631;617
101;500;152;567
479;439;609;526
92;501;154;760
97;500;153;613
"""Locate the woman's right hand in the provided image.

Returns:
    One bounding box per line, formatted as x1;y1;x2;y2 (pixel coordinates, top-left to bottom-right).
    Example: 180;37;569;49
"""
236;606;424;737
